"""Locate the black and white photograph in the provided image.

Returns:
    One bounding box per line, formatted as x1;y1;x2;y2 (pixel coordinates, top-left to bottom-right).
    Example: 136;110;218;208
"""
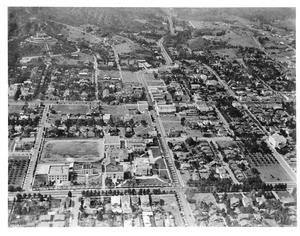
3;1;297;229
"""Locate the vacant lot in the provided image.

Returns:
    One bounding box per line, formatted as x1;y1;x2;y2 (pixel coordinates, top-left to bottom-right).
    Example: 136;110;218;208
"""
98;70;120;79
122;71;142;84
257;164;293;183
160;194;184;227
67;26;103;44
192;193;217;205
8;104;24;114
102;105;129;117
161;116;185;134
41;139;103;163
52;104;90;114
211;48;239;59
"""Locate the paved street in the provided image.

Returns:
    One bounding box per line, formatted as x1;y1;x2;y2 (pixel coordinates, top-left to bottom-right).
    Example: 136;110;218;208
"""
22;104;49;192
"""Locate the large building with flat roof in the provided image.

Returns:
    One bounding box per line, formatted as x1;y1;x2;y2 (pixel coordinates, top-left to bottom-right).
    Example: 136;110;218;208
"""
48;165;69;182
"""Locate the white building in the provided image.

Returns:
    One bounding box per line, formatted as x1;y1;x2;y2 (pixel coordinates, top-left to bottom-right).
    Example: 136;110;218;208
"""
155;104;176;115
269;134;287;149
48;165;69;182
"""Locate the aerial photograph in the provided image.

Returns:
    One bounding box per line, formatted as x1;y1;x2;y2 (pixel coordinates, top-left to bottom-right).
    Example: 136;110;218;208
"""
7;6;296;227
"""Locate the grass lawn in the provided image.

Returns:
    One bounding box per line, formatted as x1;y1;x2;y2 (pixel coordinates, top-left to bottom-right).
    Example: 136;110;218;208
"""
257;164;293;183
41;139;103;163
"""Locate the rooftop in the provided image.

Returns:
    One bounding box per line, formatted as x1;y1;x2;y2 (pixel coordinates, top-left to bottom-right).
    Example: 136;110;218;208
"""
48;165;69;175
104;135;120;144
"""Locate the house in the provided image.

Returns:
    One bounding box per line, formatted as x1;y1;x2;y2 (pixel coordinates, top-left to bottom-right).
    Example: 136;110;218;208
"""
242;195;253;207
121;195;132;213
230;196;240;208
140;195;151;212
269;133;287;149
102;89;110;98
48;165;69;182
137;101;148;113
103;114;111;124
131;196;140;206
111;196;122;213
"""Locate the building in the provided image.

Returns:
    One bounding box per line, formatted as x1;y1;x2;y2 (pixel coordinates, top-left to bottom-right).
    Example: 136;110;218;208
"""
133;157;153;176
80;163;94;175
104;135;122;150
121;195;132;213
103;114;111;123
269;133;287;149
126;138;146;152
105;148;128;162
106;163;124;181
155;104;176;115
48;165;69;182
137;101;148;113
111;196;122;213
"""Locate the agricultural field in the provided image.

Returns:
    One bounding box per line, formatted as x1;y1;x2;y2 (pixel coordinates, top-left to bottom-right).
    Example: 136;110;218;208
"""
41;139;104;163
8;155;30;188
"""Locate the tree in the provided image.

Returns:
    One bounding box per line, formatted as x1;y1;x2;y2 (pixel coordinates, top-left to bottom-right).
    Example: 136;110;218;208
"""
8;185;14;192
68;191;72;198
124;171;132;180
39;195;44;202
181;117;186;126
141;119;147;127
16;193;22;202
14;89;21;101
54;119;61;127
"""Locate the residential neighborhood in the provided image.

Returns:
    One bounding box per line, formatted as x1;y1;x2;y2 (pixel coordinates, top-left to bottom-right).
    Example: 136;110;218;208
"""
7;7;296;227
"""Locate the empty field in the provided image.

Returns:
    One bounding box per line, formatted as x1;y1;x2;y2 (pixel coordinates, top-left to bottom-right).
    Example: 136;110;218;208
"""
8;104;24;114
51;104;90;114
41;139;104;163
98;70;120;79
122;71;142;84
211;48;239;59
102;105;129;117
257;164;293;183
